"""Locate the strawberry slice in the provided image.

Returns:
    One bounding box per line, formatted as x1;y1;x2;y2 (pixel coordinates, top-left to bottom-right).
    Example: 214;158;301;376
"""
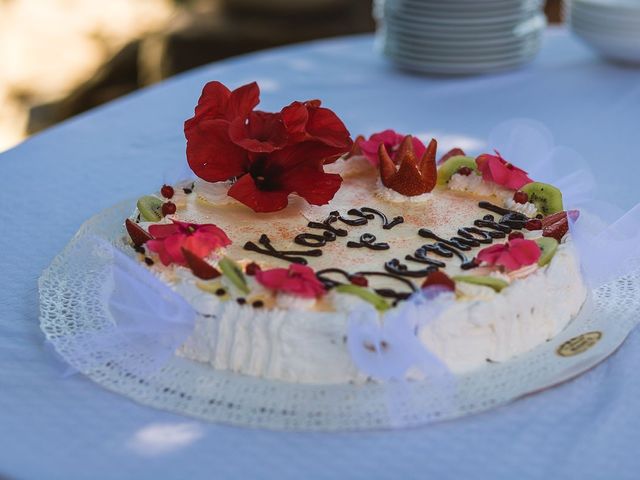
437;147;466;165
125;219;153;247
541;211;567;228
543;220;568;242
541;209;580;241
542;209;580;227
182;248;221;280
421;270;455;292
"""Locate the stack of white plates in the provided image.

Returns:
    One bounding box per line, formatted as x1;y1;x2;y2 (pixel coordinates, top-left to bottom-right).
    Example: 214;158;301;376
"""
567;0;640;64
375;0;547;75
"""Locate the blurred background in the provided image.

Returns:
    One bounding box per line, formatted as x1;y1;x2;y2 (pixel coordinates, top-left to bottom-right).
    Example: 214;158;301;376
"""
0;0;561;153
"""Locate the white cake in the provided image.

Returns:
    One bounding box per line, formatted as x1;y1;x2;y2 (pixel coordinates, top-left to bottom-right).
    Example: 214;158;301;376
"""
123;80;587;385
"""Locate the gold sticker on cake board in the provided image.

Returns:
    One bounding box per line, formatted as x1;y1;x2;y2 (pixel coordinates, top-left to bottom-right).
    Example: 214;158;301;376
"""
556;332;603;357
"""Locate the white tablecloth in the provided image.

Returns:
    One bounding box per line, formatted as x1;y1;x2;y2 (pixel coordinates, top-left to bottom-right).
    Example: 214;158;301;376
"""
1;28;640;480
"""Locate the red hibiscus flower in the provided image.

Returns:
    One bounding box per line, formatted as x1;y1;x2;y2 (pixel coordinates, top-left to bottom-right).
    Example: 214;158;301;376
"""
358;129;427;167
475;151;533;190
147;220;231;266
476;238;541;271
184;81;353;213
255;264;326;298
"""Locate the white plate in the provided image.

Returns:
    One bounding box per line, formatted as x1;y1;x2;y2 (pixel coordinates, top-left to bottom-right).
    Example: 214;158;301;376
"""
382;38;541;63
383;6;540;25
571;21;640;38
384;48;540;75
572;28;640;62
381;30;542;53
396;0;541;7
384;8;541;27
381;22;543;45
383;17;545;39
571;16;640;31
572;0;640;13
393;0;542;9
571;4;640;23
387;2;543;19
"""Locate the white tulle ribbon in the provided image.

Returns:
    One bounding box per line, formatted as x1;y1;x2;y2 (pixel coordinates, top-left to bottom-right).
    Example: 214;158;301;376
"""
58;236;196;376
346;288;457;426
347;287;454;382
489;118;640;289
569;204;640;288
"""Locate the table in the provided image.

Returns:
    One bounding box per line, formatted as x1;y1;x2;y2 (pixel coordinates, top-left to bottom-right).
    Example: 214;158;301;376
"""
2;28;640;480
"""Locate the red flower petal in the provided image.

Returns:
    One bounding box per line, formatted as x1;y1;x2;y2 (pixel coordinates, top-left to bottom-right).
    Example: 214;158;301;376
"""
197;224;232;246
186;118;249;182
255;263;325;298
147;222;232;266
148;223;181;239
476;152;533;191
359;130;426;167
227;81;260;120
279;163;342;206
305;105;352;148
477;239;541;271
281;100;352;161
227;174;290;213
281;101;308;135
185;81;231;127
509;238;542;265
476;243;504;265
228;111;288;153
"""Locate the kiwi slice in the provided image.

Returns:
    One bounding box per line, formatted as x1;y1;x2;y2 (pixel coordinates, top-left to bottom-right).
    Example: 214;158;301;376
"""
218;257;250;294
137;195;164;222
520;182;563;215
535;237;559;266
452;275;509;292
436;156;478;186
335;284;390;311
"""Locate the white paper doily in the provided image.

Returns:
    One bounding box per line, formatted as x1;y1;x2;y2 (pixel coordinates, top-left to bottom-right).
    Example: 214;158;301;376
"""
39;200;640;431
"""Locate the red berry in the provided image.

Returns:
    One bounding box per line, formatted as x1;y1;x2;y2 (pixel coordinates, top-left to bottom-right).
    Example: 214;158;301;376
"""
350;275;368;287
513;191;528;204
161;184;174;199
457;166;473;176
161;201;176;216
508;231;525;241
245;262;261;276
524;219;542;231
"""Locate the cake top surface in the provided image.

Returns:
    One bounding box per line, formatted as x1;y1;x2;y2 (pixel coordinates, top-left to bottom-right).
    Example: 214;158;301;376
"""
125;80;575;313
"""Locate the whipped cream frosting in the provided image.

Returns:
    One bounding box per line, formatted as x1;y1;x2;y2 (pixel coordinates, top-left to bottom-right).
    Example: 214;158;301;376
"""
135;157;587;385
177;243;586;383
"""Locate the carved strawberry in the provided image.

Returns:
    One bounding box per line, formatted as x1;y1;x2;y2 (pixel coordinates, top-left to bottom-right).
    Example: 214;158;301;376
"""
182;248;221;280
125;219;153;247
345;134;365;159
379;135;438;196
